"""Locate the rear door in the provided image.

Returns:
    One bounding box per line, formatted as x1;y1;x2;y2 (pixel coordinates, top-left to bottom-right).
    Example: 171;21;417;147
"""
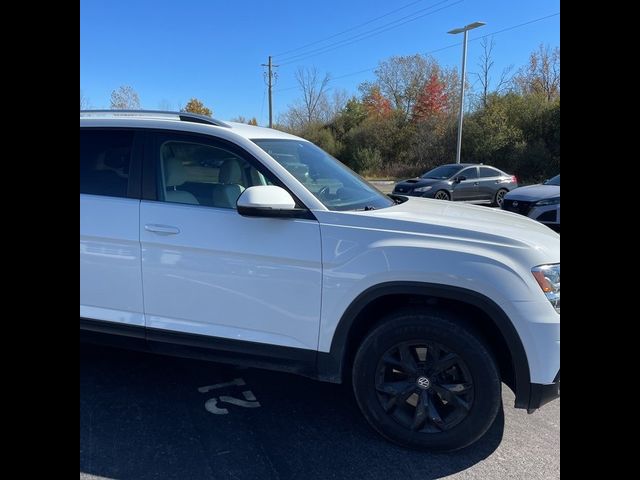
477;167;503;202
80;129;144;326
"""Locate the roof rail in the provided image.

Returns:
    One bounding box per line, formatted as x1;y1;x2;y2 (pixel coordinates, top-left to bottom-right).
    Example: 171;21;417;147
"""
80;110;231;128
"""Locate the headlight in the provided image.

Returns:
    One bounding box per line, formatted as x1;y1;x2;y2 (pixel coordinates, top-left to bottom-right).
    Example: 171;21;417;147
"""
532;264;560;313
414;186;432;193
535;197;560;206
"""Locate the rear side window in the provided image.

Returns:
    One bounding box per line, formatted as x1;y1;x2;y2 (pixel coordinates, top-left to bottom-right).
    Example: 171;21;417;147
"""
479;167;500;178
80;130;134;198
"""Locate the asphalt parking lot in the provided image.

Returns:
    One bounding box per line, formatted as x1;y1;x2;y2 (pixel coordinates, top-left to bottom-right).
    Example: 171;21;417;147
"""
80;343;559;480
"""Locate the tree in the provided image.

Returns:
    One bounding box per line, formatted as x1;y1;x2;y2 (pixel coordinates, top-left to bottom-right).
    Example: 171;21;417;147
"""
110;85;141;110
474;37;513;107
369;54;436;121
361;86;392;119
328;88;349;121
181;98;213;117
80;89;90;110
513;44;560;102
296;67;331;125
281;67;332;130
331;97;367;139
412;73;448;121
230;116;259;125
462;95;524;168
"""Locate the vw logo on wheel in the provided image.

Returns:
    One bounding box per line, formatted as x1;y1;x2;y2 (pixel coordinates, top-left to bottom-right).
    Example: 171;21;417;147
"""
417;376;431;389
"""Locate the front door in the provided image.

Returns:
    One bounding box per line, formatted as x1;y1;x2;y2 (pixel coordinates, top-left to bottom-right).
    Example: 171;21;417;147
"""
140;131;322;351
451;166;480;201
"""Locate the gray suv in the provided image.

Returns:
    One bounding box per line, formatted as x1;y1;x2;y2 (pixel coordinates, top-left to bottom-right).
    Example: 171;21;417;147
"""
393;164;518;207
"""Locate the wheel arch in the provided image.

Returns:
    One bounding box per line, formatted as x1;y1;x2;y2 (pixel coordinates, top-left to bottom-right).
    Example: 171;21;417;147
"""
316;281;532;408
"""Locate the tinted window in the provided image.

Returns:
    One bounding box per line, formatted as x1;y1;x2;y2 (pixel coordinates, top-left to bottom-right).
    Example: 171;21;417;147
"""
158;139;274;209
80;130;133;198
459;167;478;179
545;175;560;186
421;164;465;180
479;167;500;178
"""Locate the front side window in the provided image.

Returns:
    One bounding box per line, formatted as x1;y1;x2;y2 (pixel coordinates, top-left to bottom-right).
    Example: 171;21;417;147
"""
253;139;394;211
80;130;133;198
460;167;478;179
158;139;272;209
421;164;465;180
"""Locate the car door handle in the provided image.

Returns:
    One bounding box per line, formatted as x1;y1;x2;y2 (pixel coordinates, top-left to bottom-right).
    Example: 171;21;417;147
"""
144;224;180;235
473;182;479;186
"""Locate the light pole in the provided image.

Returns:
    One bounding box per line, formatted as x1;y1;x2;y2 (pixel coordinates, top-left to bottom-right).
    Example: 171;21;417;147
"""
448;21;486;164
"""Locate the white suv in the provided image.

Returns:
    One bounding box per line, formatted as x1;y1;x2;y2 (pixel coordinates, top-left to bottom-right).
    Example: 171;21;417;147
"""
80;110;559;451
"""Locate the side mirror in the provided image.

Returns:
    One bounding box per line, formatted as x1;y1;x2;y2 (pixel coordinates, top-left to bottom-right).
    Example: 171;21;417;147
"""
237;185;303;218
454;175;466;184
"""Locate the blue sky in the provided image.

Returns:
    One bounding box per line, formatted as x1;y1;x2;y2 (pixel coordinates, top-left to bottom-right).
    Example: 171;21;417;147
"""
80;0;559;124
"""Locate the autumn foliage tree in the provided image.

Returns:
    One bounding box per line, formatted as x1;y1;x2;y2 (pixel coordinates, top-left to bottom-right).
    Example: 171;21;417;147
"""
277;44;559;182
412;73;448;122
181;98;213;117
361;86;392;119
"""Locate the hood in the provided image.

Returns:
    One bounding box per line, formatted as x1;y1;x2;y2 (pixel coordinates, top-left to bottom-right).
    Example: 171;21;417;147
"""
505;184;559;201
395;178;446;189
320;197;559;263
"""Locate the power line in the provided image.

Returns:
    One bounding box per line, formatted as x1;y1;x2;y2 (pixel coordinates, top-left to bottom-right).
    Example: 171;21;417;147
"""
277;0;460;65
274;12;559;93
273;0;426;58
474;12;560;41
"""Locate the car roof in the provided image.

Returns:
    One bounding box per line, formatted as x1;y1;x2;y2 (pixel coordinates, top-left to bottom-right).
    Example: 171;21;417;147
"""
435;163;480;167
79;110;302;141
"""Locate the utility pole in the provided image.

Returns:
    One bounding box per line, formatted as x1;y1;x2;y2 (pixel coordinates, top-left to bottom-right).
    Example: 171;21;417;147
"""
261;56;278;128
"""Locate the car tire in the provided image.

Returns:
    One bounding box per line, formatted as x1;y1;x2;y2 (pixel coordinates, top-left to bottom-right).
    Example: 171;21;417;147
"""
434;190;450;201
493;189;508;207
352;308;501;452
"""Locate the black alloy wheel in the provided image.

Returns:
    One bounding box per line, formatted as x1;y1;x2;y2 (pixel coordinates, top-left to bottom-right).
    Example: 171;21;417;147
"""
352;309;501;451
375;341;474;433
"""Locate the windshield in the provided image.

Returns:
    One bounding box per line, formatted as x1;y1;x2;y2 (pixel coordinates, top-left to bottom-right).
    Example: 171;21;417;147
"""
421;164;465;180
253;139;394;211
545;174;560;186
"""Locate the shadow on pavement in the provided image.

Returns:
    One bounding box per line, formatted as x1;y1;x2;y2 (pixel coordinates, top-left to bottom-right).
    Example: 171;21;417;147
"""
80;343;504;480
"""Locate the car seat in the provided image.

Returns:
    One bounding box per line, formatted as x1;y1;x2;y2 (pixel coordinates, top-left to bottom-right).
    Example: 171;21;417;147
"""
164;157;199;205
211;158;245;208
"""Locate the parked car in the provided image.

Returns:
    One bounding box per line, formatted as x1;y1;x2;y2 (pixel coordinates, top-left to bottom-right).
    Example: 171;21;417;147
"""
392;163;518;207
81;110;559;452
502;175;560;231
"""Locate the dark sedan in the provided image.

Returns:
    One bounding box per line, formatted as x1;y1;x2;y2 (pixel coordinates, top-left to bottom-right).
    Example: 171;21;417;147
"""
393;163;518;207
502;174;560;231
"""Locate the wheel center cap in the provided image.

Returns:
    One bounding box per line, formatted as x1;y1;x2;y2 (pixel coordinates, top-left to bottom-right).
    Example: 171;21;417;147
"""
417;376;431;389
